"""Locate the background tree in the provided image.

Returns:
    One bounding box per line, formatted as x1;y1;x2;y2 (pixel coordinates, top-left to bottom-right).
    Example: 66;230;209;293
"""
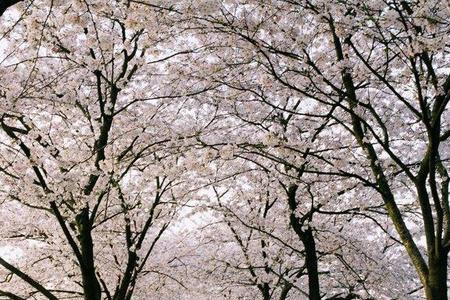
0;1;210;299
184;0;450;299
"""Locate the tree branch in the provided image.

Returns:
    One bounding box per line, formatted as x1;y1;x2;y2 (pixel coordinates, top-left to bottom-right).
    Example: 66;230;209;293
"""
0;257;58;300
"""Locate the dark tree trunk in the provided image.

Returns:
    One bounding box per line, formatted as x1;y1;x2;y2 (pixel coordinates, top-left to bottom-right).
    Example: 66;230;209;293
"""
301;228;321;300
287;184;321;300
77;207;102;300
279;283;292;300
257;282;271;300
424;254;448;300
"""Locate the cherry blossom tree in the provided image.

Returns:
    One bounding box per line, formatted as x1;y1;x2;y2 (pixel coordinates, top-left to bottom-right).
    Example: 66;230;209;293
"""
0;1;210;299
184;0;450;299
0;0;449;300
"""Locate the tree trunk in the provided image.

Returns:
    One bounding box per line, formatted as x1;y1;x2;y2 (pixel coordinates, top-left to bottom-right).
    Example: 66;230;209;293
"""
286;185;321;300
77;208;102;300
424;255;448;300
257;282;271;300
279;282;292;300
301;228;321;300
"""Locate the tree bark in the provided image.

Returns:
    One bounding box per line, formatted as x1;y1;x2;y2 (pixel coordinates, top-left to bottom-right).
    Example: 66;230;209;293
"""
301;228;321;300
287;185;321;300
424;254;448;300
77;207;102;300
258;282;270;300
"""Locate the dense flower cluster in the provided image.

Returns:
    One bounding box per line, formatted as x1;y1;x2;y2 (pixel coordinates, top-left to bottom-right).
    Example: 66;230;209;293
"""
0;1;449;299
